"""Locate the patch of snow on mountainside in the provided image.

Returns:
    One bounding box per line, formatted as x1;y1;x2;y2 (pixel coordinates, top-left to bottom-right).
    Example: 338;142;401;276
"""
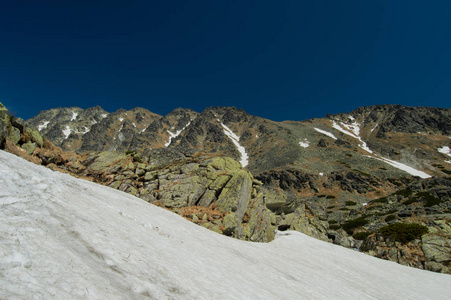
371;124;378;132
37;121;50;131
438;146;451;157
221;123;249;167
1;150;450;299
164;121;191;147
332;121;372;154
74;127;90;134
62;125;71;139
367;155;431;179
101;113;107;118
119;118;124;122
299;139;310;148
70;111;78;121
314;128;337;140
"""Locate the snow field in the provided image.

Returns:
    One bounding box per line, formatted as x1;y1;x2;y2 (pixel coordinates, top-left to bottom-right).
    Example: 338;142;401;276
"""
1;150;450;299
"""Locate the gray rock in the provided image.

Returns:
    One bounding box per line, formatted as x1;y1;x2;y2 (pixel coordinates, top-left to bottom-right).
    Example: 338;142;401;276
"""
22;142;37;155
216;170;252;220
8;127;21;144
422;234;451;262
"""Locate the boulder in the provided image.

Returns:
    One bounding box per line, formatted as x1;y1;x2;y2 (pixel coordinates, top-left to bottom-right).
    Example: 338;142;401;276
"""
8;127;21;144
86;151;127;171
205;156;242;172
216;170;252;219
22;142;37;155
263;188;286;212
25;128;44;147
421;234;451;263
223;213;239;236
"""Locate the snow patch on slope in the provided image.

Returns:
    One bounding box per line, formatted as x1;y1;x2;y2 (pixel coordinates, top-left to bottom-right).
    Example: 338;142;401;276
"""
332;121;372;154
165;121;191;147
314;128;337;140
367;155;431;178
62;125;71;139
221;123;249;167
438;146;451;157
371;124;378;132
299;139;310;148
0;150;450;299
38;121;50;131
70;111;78;121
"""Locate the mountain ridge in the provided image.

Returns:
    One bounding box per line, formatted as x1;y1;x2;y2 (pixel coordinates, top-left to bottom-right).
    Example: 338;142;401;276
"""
2;101;450;273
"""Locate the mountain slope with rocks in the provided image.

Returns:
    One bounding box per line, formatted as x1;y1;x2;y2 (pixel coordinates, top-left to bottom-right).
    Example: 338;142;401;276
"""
2;150;451;299
2;101;450;273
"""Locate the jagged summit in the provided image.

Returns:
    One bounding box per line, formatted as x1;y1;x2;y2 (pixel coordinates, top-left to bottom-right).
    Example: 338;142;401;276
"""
26;104;451;177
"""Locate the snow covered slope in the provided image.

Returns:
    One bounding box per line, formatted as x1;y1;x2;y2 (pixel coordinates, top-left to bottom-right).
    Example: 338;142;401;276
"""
1;150;450;299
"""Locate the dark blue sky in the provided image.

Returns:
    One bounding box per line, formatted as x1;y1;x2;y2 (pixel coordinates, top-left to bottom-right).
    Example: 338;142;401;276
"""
1;1;450;121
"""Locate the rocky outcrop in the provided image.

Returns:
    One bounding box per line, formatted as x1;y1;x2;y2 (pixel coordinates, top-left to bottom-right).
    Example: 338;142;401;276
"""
0;102;9;147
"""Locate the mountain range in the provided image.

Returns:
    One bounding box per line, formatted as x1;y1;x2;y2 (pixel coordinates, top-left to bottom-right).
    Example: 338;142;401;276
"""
26;104;451;176
2;102;451;274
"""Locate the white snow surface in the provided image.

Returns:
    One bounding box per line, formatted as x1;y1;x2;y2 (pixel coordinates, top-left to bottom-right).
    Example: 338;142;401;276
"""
299;138;310;148
70;111;78;121
37;121;50;131
164;121;191;147
62;125;71;139
314;127;337;140
221;122;249;167
101;113;107;118
371;124;378;132
1;151;450;300
367;155;431;179
332;121;372;153
438;146;451;157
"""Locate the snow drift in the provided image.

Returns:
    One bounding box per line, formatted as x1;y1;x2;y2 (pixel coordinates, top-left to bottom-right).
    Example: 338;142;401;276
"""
0;150;450;299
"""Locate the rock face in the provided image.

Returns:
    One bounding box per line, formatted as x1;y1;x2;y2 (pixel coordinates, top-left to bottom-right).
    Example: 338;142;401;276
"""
0;102;9;147
11;103;451;274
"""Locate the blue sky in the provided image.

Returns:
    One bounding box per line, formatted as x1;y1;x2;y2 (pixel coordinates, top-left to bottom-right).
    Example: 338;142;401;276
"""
1;1;450;121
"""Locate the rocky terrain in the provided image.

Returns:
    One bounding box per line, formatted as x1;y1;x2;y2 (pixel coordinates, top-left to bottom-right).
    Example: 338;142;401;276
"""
2;101;450;274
